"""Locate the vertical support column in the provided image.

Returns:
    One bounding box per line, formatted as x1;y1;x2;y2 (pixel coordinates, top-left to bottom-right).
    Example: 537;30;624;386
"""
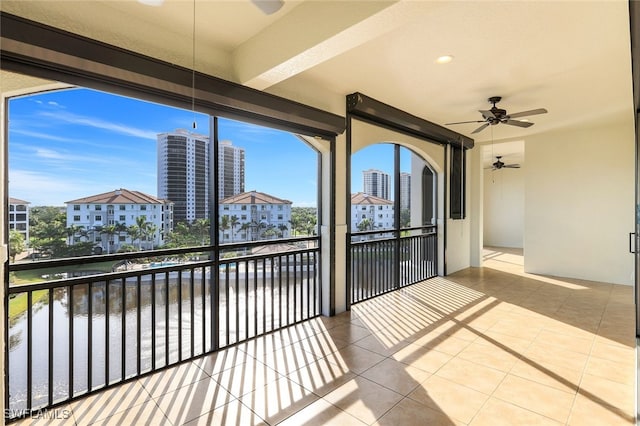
210;116;220;350
1;94;8;424
393;145;401;289
469;145;484;267
344;114;352;311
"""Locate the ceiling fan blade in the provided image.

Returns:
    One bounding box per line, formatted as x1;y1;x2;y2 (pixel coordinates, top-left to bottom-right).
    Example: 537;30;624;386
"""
479;110;496;120
504;119;534;128
503;164;521;168
445;120;485;125
471;123;490;134
507;108;548;119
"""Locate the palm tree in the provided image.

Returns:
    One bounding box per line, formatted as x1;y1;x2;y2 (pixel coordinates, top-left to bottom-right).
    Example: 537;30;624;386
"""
192;218;210;245
128;221;145;251
249;220;260;241
114;222;128;250
145;223;158;250
65;224;84;245
91;225;103;246
238;222;251;242
289;218;300;237
258;221;268;240
102;224;117;254
127;225;140;250
230;215;240;242
357;218;373;232
263;224;278;239
135;216;151;249
219;215;230;243
78;227;90;242
277;223;288;238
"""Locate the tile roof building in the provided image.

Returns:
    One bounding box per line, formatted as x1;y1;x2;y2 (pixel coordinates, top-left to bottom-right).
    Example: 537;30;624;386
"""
219;190;292;242
65;188;173;253
9;197;30;244
350;192;394;231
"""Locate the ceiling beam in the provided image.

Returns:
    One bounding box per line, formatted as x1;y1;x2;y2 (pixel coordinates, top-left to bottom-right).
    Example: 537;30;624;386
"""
233;1;420;90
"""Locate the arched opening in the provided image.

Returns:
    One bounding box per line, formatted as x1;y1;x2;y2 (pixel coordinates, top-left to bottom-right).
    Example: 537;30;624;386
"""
348;139;441;306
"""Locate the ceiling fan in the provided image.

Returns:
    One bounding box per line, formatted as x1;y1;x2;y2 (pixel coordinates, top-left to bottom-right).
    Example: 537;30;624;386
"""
489;156;520;171
446;96;547;134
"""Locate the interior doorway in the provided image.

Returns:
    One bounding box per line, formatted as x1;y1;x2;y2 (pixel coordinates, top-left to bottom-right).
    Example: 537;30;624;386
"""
482;140;525;264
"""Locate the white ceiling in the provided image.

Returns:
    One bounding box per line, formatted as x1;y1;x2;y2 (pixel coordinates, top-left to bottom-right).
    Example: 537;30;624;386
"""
1;0;634;167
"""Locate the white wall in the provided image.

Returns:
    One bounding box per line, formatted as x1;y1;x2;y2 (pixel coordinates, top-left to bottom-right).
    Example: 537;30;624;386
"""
483;164;524;248
525;116;635;285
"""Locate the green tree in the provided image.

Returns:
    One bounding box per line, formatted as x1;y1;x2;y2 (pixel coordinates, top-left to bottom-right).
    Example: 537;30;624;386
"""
164;222;192;247
192;218;210;246
29;206;66;257
145;223;158;250
114;222;128;249
230;215;240;242
238;222;251;242
117;243;136;253
400;208;411;228
263;224;278;239
102;224;117;254
219;215;230;243
127;224;144;250
65;224;84;245
8;230;25;262
290;207;318;236
357;218;373;232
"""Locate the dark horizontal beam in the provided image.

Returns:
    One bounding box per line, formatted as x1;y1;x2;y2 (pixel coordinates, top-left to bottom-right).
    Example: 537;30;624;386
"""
346;92;474;149
0;12;345;139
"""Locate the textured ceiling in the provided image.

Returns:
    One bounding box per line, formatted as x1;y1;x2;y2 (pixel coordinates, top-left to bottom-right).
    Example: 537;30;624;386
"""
1;0;634;166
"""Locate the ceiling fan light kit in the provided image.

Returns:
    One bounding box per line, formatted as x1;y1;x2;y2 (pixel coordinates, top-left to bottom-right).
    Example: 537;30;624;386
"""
252;0;285;15
446;96;548;134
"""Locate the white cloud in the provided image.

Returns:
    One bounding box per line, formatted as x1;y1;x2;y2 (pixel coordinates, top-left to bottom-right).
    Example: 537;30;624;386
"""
11;129;81;143
8;170;85;206
35;148;67;160
39;110;158;140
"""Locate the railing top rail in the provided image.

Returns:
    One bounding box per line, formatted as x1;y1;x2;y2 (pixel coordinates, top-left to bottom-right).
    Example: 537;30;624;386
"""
348;225;436;238
9;245;319;292
9;236;319;272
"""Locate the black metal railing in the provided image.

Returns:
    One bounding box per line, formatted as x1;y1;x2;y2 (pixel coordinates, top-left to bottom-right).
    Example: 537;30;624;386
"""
349;226;437;305
5;238;320;421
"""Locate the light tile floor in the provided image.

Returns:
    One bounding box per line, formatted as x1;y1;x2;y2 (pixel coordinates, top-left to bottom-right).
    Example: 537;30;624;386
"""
18;247;636;425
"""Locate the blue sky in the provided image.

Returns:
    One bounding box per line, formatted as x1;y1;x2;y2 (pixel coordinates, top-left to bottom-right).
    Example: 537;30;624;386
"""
8;88;407;207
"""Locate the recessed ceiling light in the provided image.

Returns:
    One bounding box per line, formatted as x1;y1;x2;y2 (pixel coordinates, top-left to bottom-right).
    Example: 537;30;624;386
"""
436;55;454;64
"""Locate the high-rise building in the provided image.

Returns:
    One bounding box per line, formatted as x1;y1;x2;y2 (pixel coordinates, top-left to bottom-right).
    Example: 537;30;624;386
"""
362;169;390;200
158;131;245;223
158;129;209;223
218;140;245;200
400;172;411;210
